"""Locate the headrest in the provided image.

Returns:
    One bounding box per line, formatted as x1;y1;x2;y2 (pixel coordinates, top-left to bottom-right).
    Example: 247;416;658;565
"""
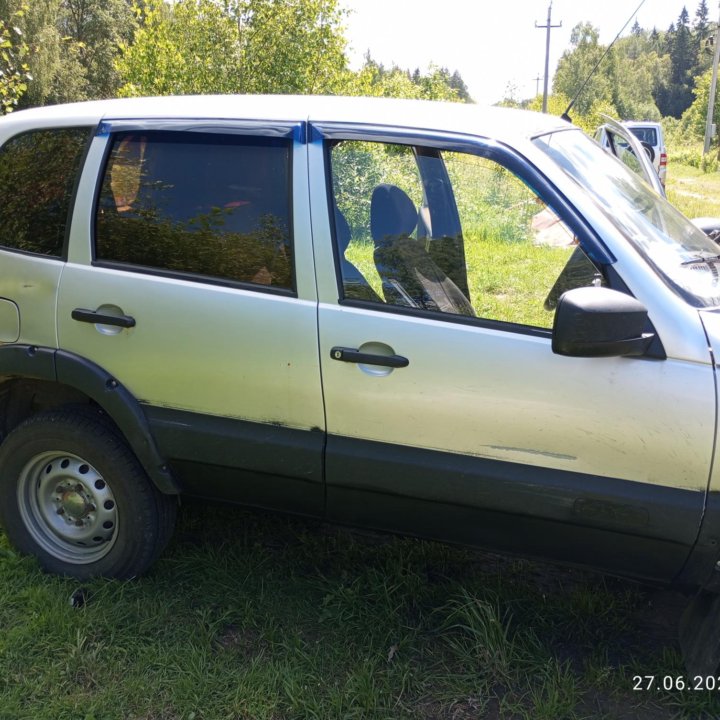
370;184;417;245
334;207;352;252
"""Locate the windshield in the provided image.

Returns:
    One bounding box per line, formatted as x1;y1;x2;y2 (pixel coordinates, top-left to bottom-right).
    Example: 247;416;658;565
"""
533;129;720;307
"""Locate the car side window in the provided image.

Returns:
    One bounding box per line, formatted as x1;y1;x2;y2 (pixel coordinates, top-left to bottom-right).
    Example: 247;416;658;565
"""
0;127;90;257
602;129;645;178
95;131;293;289
329;140;604;330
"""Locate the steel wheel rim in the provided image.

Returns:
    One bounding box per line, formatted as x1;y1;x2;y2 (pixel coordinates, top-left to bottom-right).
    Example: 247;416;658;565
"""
17;451;118;564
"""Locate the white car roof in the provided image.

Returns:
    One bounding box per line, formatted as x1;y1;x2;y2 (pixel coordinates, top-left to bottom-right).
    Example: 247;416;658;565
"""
622;120;662;128
0;94;574;144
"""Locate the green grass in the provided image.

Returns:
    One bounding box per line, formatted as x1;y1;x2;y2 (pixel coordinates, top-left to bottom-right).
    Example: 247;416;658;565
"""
0;500;717;719
346;236;571;328
666;162;720;219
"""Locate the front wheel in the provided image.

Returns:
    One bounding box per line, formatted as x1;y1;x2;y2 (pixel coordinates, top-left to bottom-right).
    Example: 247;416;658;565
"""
0;409;177;579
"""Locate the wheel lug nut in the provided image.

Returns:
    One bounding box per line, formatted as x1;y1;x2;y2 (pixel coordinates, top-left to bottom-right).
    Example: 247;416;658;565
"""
57;508;65;515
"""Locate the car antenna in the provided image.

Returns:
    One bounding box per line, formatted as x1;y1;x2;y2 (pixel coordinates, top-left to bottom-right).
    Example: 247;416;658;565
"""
561;0;647;123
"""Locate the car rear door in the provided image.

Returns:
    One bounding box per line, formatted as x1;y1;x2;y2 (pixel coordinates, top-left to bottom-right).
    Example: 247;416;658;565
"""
308;123;714;584
57;120;325;515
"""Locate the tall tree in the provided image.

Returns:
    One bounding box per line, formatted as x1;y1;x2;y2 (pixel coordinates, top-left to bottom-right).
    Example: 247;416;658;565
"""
553;23;614;116
117;0;348;97
449;70;471;102
0;0;136;107
116;0;241;96
655;7;696;117
59;0;137;99
0;4;31;113
230;0;348;94
692;0;714;80
695;0;710;36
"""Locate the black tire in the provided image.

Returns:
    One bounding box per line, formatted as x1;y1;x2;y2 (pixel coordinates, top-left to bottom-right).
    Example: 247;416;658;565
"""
0;409;177;579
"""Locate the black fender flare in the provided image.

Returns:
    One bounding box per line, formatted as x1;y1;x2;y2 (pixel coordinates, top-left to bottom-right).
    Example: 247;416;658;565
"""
0;344;179;495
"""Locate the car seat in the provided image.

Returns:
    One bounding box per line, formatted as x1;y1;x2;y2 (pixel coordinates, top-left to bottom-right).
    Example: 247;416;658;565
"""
370;183;475;316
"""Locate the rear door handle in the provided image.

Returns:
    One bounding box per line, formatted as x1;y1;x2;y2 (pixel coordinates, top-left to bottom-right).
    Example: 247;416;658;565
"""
72;308;136;328
330;346;409;368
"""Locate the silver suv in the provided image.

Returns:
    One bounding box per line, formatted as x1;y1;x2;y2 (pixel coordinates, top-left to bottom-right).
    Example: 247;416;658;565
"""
0;96;718;604
623;120;667;186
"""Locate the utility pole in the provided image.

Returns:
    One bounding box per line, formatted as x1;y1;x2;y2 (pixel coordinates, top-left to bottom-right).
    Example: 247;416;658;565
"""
533;74;543;97
704;3;720;154
536;2;562;113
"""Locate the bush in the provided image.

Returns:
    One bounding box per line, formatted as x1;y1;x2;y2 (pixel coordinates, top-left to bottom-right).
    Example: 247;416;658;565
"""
668;145;719;173
701;152;719;174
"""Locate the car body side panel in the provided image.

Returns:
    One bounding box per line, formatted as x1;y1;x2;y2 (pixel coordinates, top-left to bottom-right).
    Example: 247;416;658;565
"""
326;435;702;582
142;404;324;514
0;251;64;349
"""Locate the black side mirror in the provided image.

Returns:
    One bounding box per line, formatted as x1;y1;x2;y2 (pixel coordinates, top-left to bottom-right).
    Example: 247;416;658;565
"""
552;287;655;358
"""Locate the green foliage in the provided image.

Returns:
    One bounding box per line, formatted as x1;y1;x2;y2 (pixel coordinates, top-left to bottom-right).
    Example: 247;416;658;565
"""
526;92;618;135
553;22;615;117
551;3;718;124
117;0;349;97
228;0;349;94
283;50;472;102
666;160;720;216
676;66;711;142
117;0;241;96
0;5;31;114
0;0;472;106
667;143;719;172
0;0;137;107
656;7;697;117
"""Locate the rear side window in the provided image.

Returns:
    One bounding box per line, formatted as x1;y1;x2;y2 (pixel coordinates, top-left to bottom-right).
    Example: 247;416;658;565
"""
0;127;90;257
95;131;293;290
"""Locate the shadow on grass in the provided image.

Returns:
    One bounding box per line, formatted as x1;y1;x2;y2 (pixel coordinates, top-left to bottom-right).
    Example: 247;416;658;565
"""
0;498;715;720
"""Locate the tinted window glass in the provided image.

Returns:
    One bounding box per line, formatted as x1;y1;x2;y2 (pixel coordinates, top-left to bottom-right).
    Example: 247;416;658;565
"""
96;131;293;289
0;127;89;257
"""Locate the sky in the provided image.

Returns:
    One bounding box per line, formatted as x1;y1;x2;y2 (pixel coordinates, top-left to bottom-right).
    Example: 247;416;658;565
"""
340;0;710;105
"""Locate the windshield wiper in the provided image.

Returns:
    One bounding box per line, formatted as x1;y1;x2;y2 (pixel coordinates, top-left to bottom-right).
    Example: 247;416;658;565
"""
681;253;720;266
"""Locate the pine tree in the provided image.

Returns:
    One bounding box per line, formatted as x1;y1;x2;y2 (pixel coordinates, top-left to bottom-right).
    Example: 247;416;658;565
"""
695;0;709;35
655;8;696;117
449;70;471;102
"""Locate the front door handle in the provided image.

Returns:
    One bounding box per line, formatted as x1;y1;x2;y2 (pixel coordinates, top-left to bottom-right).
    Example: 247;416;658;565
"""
330;346;409;368
72;308;136;328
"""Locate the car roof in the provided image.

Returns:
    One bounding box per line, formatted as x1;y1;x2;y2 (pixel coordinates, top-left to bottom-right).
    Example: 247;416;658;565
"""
1;94;575;144
622;120;662;129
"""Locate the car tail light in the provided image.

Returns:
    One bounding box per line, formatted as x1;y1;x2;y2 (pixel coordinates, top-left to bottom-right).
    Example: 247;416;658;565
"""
660;152;667;168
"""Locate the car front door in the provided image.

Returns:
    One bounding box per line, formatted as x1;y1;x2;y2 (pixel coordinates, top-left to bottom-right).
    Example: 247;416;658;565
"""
57;120;325;515
308;125;715;583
